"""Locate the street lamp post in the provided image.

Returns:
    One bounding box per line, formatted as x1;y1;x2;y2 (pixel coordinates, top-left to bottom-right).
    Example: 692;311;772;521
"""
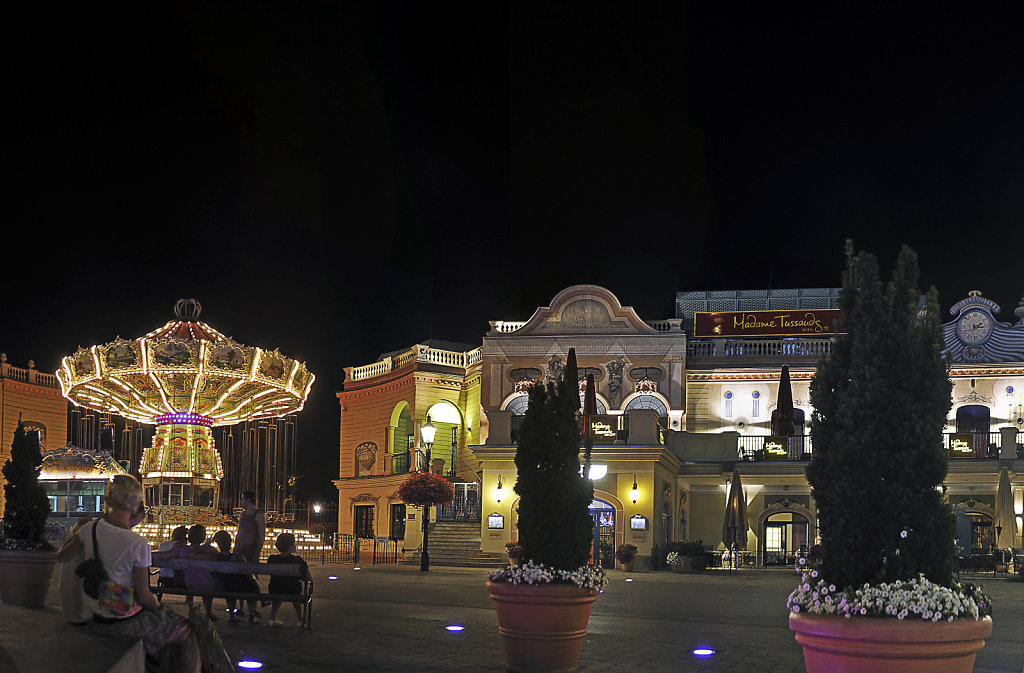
419;414;436;572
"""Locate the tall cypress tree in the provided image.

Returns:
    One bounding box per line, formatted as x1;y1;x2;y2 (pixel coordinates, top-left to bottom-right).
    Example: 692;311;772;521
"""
2;419;51;547
807;243;955;591
514;348;594;570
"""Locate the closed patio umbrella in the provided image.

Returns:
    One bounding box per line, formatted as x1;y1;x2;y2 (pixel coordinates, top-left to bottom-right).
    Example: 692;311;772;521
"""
722;470;748;569
994;467;1017;549
775;364;796;436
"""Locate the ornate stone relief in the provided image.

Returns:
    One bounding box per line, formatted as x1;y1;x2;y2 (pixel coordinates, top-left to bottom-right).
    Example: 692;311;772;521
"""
605;357;626;405
955;391;993;405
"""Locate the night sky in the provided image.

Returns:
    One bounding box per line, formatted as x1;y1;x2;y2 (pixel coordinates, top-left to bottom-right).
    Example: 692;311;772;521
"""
5;4;1022;500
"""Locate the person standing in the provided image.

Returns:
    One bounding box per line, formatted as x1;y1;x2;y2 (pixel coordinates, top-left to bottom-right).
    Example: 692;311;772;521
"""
233;490;265;623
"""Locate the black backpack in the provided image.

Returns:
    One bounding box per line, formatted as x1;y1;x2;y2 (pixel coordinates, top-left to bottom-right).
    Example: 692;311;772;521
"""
75;520;107;599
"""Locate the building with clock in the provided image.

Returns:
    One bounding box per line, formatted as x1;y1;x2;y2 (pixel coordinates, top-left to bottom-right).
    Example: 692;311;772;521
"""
333;286;1024;568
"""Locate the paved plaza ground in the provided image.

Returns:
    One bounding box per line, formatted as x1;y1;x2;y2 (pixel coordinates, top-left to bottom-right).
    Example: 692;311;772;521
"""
2;563;1022;672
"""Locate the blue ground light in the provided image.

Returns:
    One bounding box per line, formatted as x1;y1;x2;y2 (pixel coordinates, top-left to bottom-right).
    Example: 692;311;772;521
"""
693;648;715;657
445;625;464;632
237;660;264;669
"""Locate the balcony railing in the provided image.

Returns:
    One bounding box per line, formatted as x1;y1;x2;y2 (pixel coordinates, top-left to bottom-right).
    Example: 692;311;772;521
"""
687;337;834;361
737;435;813;461
735;432;1011;462
943;432;1003;459
390;452;410;475
348;345;483;381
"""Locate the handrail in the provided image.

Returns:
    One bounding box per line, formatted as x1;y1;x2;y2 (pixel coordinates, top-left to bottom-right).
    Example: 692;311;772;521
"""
687;337;835;359
348;345;482;382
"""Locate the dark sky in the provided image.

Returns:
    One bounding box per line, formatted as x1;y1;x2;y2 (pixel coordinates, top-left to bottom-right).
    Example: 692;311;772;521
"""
5;3;1023;499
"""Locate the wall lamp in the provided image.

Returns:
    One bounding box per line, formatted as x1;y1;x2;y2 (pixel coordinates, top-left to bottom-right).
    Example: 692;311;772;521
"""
629;474;640;504
495;474;505;503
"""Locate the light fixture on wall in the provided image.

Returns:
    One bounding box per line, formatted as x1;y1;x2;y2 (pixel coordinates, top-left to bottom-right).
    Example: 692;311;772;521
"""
629;474;640;504
495;474;505;503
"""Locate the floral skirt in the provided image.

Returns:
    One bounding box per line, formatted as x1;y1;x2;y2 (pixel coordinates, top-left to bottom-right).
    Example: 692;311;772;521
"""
88;608;191;658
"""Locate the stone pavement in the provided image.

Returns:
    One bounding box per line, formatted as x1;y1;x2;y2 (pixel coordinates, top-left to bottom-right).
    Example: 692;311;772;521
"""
219;564;1023;673
2;564;1022;672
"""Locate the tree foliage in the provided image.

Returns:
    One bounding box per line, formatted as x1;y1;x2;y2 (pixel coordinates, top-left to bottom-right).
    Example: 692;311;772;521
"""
807;243;955;591
2;419;51;546
514;348;594;571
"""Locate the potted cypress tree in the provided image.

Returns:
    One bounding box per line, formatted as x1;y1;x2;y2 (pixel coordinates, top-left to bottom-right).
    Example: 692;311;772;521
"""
788;244;993;672
486;348;607;673
0;419;58;607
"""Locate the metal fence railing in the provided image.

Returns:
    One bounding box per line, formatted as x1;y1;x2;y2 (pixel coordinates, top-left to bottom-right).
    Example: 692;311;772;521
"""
737;435;812;461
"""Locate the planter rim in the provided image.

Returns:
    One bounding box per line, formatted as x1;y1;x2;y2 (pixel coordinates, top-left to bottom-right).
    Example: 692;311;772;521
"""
487;580;599;597
789;611;993;642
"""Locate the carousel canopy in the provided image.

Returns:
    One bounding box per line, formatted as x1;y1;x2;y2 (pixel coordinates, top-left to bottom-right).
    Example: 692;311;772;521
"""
57;299;315;426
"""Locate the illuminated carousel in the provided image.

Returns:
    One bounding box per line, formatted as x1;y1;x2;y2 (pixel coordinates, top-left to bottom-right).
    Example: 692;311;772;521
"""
56;298;315;527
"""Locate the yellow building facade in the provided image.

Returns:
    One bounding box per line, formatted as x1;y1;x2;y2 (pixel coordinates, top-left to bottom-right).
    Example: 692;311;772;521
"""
334;286;1024;568
1;355;69;515
333;341;482;554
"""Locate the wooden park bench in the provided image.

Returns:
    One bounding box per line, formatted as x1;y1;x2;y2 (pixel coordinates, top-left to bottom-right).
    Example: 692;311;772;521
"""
150;551;314;630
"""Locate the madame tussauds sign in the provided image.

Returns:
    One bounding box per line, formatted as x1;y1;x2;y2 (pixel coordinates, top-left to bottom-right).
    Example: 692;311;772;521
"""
694;310;844;338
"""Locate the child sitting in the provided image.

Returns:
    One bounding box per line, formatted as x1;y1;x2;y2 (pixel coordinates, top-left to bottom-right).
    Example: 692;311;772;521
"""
266;533;311;628
180;524;220;619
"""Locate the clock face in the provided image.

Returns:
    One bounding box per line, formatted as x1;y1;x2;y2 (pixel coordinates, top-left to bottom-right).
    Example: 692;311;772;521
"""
958;310;991;342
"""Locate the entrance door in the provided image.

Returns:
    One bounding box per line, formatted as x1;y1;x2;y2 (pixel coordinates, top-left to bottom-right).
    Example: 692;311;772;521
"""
764;513;809;566
354;505;374;539
390;503;406;540
765;523;787;566
589;499;615;567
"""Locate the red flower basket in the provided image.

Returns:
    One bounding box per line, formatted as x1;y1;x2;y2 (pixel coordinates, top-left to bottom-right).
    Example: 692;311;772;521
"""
397;471;455;507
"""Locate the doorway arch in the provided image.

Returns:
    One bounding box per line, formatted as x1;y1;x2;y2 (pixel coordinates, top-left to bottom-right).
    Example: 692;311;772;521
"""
589;498;616;568
757;502;815;566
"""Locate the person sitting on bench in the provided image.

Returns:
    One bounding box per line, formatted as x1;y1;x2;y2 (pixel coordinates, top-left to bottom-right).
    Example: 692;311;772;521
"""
265;533;311;628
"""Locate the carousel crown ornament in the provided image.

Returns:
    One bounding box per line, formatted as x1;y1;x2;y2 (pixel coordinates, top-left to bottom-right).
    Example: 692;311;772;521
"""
56;299;315;525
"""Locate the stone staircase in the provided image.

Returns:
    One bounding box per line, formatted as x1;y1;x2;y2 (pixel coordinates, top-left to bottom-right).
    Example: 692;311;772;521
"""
406;521;507;568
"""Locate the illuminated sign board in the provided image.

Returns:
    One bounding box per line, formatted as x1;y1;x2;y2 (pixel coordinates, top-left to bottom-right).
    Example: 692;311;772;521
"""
694;309;844;338
630;515;648;530
763;437;789;461
948;434;974;459
488;513;505;529
588;416;618;440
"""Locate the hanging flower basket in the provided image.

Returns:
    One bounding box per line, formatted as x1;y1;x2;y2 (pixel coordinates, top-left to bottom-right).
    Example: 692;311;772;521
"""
397;471;454;507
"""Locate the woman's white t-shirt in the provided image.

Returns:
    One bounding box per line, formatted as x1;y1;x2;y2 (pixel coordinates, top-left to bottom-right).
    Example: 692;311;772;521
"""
79;518;152;617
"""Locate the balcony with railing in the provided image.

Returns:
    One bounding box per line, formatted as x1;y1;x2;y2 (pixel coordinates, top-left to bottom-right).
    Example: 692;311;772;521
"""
390;451;411;475
686;337;835;366
728;431;1017;462
347;344;483;382
737;435;813;461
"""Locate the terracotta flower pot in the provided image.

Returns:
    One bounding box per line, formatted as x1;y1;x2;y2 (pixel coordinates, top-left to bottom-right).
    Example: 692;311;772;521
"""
790;611;993;673
487;580;599;673
0;549;59;608
619;559;635;572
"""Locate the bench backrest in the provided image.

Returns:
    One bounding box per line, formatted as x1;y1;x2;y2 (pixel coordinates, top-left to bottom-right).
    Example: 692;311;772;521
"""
151;552;306;577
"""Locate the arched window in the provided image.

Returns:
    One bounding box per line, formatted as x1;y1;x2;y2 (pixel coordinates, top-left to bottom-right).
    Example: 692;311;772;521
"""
624;394;668;419
723;390;733;419
506;394;529;416
752;390;761;418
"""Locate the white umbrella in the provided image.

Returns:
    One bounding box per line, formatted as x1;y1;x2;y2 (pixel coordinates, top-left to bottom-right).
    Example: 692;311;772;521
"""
994;467;1017;549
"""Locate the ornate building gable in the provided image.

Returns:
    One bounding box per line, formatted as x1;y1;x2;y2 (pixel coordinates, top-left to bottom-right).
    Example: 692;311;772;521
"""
943;291;1024;364
488;285;662;337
